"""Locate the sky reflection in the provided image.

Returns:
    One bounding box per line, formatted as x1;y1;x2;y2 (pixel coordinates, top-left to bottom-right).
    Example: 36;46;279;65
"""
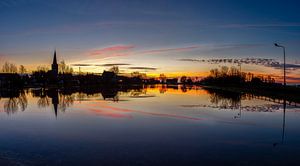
0;85;300;165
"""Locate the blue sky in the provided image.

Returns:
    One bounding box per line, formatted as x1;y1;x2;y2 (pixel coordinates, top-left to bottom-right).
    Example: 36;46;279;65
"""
0;0;299;81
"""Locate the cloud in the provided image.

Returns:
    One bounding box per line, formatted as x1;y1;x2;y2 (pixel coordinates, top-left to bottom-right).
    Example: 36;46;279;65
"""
89;45;135;58
86;45;201;59
137;43;262;56
178;58;279;65
178;58;300;71
266;63;300;71
0;0;36;8
178;58;205;62
221;23;300;29
206;44;264;52
286;76;300;82
138;46;200;55
71;63;131;67
71;64;94;67
128;67;157;71
95;63;131;67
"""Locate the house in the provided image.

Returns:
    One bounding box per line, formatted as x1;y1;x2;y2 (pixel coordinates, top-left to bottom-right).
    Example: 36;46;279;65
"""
0;73;22;88
102;71;117;84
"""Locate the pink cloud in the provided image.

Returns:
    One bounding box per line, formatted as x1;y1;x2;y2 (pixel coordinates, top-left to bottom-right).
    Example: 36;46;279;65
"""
86;45;200;59
90;45;135;56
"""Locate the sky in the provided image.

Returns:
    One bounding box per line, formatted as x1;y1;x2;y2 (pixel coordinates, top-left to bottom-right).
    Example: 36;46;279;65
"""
0;0;299;83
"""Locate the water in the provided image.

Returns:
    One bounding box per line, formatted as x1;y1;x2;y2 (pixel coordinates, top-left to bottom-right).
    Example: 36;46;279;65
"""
0;85;299;166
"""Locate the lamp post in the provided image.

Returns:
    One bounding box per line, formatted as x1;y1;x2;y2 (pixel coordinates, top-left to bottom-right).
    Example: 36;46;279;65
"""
274;43;286;87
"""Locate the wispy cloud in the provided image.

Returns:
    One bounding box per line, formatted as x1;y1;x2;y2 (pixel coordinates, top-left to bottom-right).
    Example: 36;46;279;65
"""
178;58;278;65
71;64;95;67
71;63;131;67
128;67;157;71
138;46;200;55
95;63;131;67
178;57;300;71
266;63;300;71
221;23;300;29
87;45;201;59
204;44;264;52
89;45;135;57
0;0;36;8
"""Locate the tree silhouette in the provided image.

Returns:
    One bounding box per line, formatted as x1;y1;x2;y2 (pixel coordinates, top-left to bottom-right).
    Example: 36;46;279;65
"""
59;60;74;74
2;62;17;73
19;65;27;74
3;91;28;114
109;66;119;74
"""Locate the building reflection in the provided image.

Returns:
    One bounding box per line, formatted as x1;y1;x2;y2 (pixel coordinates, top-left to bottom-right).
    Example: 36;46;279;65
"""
0;86;298;118
48;89;59;117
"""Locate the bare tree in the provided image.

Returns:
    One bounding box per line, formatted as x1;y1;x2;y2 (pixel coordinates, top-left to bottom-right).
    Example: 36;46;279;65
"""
159;74;167;83
180;76;187;83
59;60;74;74
37;66;49;72
210;68;219;78
220;66;229;76
19;65;27;74
2;62;17;73
109;66;119;74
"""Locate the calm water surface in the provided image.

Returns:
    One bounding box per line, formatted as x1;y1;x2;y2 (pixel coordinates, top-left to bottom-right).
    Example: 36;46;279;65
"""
0;85;299;166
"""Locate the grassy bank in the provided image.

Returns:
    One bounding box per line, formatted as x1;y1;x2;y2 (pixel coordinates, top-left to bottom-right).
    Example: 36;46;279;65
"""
201;84;300;104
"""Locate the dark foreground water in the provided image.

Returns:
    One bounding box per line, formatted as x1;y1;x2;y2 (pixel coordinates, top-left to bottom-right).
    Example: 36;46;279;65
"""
0;85;299;166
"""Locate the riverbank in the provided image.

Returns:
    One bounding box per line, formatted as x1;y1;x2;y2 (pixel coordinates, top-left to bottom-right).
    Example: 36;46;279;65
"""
201;84;300;104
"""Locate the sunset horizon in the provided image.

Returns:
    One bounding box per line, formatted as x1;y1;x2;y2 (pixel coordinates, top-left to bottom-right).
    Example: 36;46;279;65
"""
0;1;300;166
1;0;300;84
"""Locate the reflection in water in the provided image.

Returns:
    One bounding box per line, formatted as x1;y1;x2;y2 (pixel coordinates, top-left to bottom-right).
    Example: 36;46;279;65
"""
101;88;119;101
0;85;299;165
234;99;242;119
207;88;242;109
59;93;75;112
181;88;292;114
0;86;298;117
274;99;286;147
2;90;28;114
37;95;50;108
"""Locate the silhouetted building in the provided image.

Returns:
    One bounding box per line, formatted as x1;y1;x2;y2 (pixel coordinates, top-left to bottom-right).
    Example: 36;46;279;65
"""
166;78;178;84
51;50;58;78
102;71;117;84
0;73;22;88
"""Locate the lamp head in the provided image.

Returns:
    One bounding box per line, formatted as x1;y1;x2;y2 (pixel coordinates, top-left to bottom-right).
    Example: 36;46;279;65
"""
274;43;284;48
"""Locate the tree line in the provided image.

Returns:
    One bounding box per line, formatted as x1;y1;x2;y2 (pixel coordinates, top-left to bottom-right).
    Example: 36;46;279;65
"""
1;61;74;74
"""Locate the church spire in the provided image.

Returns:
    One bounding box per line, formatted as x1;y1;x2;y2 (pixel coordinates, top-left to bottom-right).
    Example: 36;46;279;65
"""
51;49;58;77
53;50;57;65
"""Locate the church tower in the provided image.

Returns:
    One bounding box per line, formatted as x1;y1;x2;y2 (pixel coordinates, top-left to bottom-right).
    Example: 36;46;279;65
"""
52;50;58;77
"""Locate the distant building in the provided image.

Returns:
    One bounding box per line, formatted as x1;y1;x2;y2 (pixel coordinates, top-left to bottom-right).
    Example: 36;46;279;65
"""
51;50;58;78
0;73;22;88
102;71;117;84
166;78;178;84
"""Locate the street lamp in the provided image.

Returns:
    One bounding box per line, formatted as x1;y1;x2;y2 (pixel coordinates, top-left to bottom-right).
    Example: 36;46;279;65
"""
274;43;286;87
